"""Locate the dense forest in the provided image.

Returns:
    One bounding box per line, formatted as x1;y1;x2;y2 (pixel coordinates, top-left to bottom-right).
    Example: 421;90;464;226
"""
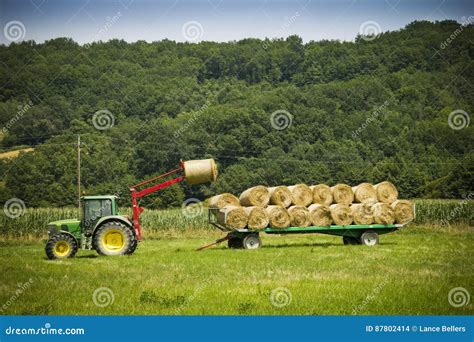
0;20;472;208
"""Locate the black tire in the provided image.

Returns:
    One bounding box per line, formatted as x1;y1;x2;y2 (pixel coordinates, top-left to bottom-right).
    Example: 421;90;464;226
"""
228;237;243;249
45;233;78;260
360;231;379;246
126;234;138;255
242;233;261;249
343;236;360;245
93;221;137;256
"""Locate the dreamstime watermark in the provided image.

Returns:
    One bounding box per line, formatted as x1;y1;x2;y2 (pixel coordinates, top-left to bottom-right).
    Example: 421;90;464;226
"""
182;21;203;42
262;12;300;49
92;287;115;307
359;21;382;41
3;198;26;219
448;109;470;130
3;20;26;42
0;278;34;313
440;16;474;50
352;278;388;314
1;100;33;134
174;280;209;314
440;192;473;227
270;110;293;130
448;287;470;308
5;323;85;336
92;109;115;130
84;12;123;49
173;100;211;139
269;287;292;308
181;198;204;219
351;100;390;139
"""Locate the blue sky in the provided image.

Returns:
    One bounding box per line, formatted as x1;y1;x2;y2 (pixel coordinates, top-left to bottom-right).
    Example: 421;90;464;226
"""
0;0;472;45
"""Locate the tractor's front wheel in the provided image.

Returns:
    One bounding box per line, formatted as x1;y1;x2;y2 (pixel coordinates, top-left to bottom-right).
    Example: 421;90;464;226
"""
45;233;78;260
93;221;137;256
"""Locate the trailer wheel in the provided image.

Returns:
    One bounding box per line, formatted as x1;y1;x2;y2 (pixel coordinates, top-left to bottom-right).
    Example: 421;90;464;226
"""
343;236;359;245
228;237;243;249
242;233;261;250
360;231;379;246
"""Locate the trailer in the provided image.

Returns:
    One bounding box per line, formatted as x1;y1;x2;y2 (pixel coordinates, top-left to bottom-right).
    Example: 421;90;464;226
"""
200;206;415;250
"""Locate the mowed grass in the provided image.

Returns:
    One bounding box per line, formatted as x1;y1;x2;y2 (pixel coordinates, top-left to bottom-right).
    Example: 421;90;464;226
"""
0;225;472;315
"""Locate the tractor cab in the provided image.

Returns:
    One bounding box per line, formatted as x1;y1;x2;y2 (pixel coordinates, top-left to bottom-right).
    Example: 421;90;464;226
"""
81;195;118;234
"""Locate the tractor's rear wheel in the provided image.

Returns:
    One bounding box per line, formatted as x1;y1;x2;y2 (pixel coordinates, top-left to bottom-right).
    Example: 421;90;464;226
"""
93;221;137;256
45;233;78;260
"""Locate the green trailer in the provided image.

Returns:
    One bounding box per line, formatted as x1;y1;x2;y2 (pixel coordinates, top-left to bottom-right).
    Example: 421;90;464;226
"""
202;206;415;250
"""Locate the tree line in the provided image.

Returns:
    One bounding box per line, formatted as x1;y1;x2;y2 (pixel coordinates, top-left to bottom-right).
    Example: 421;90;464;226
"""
0;20;472;207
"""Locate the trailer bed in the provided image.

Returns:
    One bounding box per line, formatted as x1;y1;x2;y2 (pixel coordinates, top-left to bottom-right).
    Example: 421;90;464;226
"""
202;207;414;250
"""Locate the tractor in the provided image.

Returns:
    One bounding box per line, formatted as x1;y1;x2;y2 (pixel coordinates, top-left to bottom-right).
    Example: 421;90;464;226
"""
45;159;217;259
45;195;136;259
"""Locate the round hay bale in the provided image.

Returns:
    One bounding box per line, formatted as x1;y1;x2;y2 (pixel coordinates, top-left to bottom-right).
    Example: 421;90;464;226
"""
351;203;374;225
244;206;269;230
216;205;248;229
372;203;395;224
310;184;333;206
352;183;377;203
391;200;414;224
331;184;354;205
288;206;311;227
268;186;292;208
288;184;313;207
208;193;240;209
329;204;353;226
265;205;291;229
239;185;270;207
308;204;332;226
374;181;398;204
184;159;218;185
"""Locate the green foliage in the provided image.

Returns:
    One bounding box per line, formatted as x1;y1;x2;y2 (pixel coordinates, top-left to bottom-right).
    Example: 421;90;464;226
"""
0;21;473;207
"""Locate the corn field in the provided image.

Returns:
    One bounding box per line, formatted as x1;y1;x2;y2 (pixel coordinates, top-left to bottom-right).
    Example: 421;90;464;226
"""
0;199;472;239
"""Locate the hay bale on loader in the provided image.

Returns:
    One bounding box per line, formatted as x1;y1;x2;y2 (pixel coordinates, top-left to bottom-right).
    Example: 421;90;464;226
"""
209;193;240;209
184;159;218;185
216;205;248;229
331;184;354;205
288;206;311;227
351;203;374;225
239;186;270;207
288;184;313;207
244;206;270;230
372;203;395;224
265;205;291;229
268;186;293;208
329;204;353;226
374;181;398;204
391;200;414;224
310;184;333;206
308;204;332;226
352;183;377;203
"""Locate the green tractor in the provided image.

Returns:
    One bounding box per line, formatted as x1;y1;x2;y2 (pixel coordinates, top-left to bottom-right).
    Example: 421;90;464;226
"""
45;159;217;259
45;195;137;259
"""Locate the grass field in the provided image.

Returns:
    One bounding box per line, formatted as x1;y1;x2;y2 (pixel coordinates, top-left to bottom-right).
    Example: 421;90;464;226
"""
0;224;472;315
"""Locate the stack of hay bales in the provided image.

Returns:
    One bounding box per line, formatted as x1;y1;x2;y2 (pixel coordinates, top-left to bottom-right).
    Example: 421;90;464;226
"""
208;181;414;229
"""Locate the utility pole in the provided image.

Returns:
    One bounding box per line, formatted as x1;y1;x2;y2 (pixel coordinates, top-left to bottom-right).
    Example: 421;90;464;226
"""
77;134;81;214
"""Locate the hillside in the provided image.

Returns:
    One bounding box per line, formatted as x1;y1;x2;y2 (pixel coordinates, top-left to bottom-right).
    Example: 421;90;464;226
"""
0;20;472;207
